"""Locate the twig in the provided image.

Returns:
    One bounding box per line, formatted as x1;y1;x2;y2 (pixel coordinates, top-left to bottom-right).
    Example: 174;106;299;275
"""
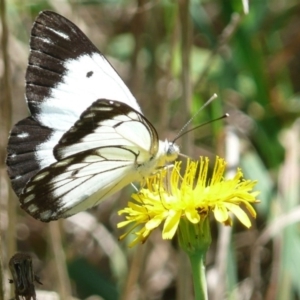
178;0;193;154
177;0;193;299
0;0;13;298
49;221;72;299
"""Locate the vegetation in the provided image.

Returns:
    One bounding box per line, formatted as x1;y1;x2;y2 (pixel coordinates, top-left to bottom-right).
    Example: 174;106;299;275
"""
0;0;299;299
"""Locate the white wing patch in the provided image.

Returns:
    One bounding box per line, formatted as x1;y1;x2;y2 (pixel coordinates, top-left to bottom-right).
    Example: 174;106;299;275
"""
35;130;65;169
37;53;141;132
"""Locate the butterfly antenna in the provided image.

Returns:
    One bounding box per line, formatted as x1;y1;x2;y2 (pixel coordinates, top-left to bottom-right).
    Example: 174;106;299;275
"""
172;93;221;143
173;93;218;142
173;113;229;143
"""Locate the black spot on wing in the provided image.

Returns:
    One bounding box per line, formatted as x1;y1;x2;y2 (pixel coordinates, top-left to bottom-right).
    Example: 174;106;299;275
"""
6;117;53;196
86;71;93;78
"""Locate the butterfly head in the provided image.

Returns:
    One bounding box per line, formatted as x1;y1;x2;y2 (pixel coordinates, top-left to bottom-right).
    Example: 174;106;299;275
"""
164;140;180;162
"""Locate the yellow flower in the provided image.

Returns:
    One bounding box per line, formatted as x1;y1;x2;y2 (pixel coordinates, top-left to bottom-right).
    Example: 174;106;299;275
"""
118;157;259;247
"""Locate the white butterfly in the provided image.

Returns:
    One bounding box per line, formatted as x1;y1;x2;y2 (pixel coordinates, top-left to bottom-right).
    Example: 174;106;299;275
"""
6;11;179;222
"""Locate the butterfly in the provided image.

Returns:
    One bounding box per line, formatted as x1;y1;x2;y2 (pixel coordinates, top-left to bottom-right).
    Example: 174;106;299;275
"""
6;11;179;222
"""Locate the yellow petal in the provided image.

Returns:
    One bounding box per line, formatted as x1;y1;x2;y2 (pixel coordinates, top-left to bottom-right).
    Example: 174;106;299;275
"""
185;208;200;224
214;204;229;223
146;215;164;230
224;203;252;228
162;210;181;239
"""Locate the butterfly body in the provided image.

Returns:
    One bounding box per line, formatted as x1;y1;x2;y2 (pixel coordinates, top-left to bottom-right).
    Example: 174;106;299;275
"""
6;11;179;221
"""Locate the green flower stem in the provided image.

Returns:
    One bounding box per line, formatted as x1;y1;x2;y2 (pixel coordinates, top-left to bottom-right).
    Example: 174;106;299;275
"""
178;217;211;300
189;252;208;300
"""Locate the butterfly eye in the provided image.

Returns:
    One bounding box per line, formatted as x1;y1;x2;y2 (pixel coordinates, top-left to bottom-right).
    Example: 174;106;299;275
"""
166;142;180;161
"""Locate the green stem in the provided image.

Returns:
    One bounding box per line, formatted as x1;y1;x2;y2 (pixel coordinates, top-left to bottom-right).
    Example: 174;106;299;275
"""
189;252;208;300
177;217;211;300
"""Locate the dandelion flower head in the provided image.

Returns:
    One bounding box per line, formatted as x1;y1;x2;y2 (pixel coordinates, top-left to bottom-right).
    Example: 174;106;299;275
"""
118;156;259;247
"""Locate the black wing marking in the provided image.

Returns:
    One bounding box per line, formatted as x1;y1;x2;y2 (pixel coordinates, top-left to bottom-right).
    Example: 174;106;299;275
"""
6;118;52;196
26;10;99;117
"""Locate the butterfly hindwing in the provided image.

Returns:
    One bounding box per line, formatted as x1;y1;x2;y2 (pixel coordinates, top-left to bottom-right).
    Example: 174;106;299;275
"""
20;147;141;221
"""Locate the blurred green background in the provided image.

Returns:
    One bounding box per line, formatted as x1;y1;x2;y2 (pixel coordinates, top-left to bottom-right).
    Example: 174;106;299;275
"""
0;0;300;299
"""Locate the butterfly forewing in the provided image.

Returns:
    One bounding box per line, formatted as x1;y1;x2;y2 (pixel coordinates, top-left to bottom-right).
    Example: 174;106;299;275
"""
26;11;142;172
